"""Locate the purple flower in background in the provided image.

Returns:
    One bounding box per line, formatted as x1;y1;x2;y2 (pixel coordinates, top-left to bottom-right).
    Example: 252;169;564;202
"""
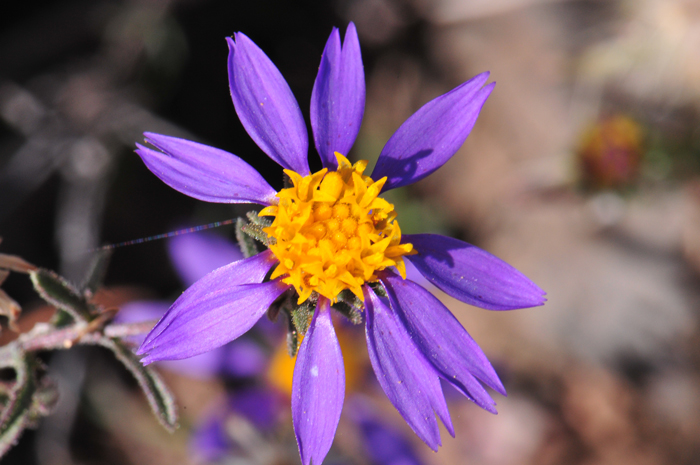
349;397;425;465
134;23;545;465
190;387;283;463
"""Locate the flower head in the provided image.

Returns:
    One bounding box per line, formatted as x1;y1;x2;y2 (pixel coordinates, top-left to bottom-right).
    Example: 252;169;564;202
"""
134;23;545;465
261;152;413;303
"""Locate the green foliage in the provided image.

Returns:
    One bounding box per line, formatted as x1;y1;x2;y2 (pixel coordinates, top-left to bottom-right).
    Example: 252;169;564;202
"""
0;249;179;459
95;338;178;431
29;269;93;322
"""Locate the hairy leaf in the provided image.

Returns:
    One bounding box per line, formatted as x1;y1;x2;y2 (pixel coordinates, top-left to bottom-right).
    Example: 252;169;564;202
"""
292;299;314;336
96;338;178;431
29;269;92;322
0;352;37;458
332;290;363;324
235;218;259;258
246;210;272;227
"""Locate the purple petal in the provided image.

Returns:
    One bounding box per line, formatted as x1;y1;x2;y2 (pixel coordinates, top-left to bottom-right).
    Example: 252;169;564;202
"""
136;133;277;205
405;234;546;310
405;257;433;290
227;34;310;175
144;250;276;347
310;23;365;169
138;251;283;361
168;232;244;287
116;300;227;379
138;279;288;363
372;73;494;191
380;271;504;410
363;286;453;450
292;298;345;465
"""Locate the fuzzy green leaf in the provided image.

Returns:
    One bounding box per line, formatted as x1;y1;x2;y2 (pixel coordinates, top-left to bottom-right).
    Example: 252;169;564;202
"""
286;314;299;358
235;218;259;259
291;300;314;336
0;351;37;458
240;223;275;246
367;281;387;298
332;289;364;324
246;210;272;227
96;338;178;432
29;269;92;322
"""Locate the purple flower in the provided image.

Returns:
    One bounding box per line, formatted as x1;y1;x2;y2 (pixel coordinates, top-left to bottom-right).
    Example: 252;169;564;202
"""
135;23;545;465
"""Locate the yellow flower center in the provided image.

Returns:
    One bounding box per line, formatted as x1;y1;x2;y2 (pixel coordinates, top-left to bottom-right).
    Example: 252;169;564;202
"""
259;153;414;304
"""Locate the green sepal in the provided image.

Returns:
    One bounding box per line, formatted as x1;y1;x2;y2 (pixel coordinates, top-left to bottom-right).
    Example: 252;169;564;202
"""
331;301;363;325
367;281;388;298
285;314;299;358
29;269;93;322
240;222;275;246
246;210;272;228
235;218;259;258
236;210;275;247
292;299;315;337
331;289;364;325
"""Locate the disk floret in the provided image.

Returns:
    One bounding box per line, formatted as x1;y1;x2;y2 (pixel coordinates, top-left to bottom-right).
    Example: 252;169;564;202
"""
260;153;414;303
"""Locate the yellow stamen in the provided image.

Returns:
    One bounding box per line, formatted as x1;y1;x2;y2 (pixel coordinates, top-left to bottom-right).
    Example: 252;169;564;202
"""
264;152;414;303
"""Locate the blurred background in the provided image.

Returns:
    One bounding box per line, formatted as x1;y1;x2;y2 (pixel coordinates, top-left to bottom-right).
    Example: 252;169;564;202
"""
2;0;700;464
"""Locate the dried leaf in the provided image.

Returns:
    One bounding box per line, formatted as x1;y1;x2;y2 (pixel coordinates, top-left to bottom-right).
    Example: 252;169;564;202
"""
0;289;21;332
95;338;178;432
0;254;37;274
29;269;92;322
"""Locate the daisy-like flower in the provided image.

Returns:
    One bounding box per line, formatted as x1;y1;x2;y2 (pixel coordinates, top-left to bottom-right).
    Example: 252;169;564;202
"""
135;23;545;465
